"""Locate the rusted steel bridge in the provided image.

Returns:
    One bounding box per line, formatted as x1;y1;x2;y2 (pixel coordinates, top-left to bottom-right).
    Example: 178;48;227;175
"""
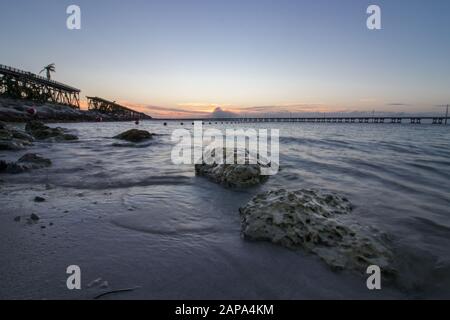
86;96;152;120
156;116;449;125
0;64;80;108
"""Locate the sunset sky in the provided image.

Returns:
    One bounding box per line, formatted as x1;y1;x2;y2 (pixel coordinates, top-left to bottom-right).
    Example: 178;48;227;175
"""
1;0;450;117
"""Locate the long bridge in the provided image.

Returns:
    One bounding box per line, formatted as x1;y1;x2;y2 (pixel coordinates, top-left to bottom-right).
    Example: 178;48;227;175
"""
86;96;152;120
155;116;449;125
0;64;80;108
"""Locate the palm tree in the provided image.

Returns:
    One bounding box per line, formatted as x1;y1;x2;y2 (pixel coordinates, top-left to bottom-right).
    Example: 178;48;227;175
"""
39;63;55;80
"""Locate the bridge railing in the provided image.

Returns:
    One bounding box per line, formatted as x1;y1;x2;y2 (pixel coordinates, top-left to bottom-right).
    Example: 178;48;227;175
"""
0;64;80;93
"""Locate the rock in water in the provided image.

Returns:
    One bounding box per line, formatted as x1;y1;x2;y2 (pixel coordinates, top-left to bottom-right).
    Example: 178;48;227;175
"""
0;140;27;151
25;120;78;141
0;123;34;150
0;161;27;174
239;189;395;275
18;153;52;168
196;163;267;188
34;196;46;203
0;153;51;174
195;149;269;188
113;129;153;142
10;130;34;142
25;121;49;138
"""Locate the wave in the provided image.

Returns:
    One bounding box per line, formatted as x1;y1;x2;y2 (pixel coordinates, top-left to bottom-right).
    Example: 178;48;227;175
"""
280;136;356;150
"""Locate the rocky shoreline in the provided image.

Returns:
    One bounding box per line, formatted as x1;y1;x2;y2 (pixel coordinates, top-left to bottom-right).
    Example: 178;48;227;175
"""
0;123;159;174
0;97;145;123
0;120;75;173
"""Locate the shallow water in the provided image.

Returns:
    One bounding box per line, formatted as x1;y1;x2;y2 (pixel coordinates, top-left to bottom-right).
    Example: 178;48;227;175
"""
1;121;449;299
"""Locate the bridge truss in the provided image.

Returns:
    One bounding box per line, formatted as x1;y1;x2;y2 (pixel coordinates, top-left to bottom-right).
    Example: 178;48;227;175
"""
86;96;152;120
0;64;80;108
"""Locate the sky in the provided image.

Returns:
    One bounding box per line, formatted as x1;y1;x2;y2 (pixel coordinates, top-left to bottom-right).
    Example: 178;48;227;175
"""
1;0;450;118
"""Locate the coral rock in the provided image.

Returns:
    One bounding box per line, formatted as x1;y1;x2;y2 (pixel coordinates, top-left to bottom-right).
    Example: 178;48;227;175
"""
195;149;269;188
239;189;396;275
113;129;153;142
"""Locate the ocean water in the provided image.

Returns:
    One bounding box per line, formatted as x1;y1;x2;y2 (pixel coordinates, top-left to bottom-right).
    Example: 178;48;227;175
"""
1;121;450;299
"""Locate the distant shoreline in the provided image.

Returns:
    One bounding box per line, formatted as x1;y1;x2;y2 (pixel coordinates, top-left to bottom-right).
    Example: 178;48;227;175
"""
2;97;449;125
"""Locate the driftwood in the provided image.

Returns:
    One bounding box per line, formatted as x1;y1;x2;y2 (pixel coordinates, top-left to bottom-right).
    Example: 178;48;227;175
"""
93;286;141;300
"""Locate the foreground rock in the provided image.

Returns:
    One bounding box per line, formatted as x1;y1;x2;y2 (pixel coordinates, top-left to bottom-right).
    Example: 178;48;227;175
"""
25;121;78;141
0;153;52;174
195;149;269;188
113;129;153;142
0;121;34;150
239;189;396;275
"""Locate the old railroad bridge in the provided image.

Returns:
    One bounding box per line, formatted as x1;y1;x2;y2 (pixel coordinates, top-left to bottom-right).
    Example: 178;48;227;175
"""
0;64;150;119
86;96;151;120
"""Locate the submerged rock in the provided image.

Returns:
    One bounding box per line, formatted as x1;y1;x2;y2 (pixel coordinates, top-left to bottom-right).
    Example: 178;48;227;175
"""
10;130;34;142
0;140;28;151
0;161;27;174
113;129;153;142
239;189;395;275
195;149;269;188
34;196;46;203
25;120;78;141
18;153;52;168
0;123;34;150
0;153;51;174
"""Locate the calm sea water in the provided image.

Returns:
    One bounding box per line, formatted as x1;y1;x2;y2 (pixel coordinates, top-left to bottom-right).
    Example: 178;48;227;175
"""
1;121;450;299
